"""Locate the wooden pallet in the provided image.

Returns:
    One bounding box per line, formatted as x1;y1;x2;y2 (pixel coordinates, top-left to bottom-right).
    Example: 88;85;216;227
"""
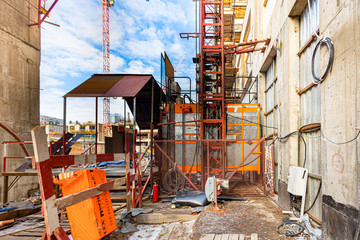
0;221;70;240
200;233;258;240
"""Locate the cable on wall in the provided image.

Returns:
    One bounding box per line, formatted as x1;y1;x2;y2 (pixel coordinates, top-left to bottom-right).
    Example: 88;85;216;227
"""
321;129;360;145
311;37;335;84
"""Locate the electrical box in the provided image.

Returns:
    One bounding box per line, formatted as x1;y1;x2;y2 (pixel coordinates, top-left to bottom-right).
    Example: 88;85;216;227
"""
287;166;308;196
205;177;216;202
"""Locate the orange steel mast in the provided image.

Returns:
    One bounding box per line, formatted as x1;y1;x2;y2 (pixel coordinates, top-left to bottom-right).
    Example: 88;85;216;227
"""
200;0;226;182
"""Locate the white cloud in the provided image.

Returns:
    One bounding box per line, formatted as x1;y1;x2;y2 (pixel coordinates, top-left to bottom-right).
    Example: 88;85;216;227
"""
41;0;197;123
41;76;64;88
125;60;155;74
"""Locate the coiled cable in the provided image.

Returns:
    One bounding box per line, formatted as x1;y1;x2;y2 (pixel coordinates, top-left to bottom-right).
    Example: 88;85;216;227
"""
311;37;335;84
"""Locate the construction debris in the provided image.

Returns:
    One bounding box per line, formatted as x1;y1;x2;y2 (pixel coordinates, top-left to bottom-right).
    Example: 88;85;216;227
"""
134;213;197;224
172;191;210;208
119;208;153;233
0;200;41;221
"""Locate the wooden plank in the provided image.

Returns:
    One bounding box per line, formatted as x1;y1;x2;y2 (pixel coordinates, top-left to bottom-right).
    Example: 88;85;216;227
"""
13;231;44;237
229;234;239;240
112;202;127;206
199;234;215;240
221;234;230;240
239;234;245;240
5;236;40;240
2;175;8;204
214;235;222;240
0;207;41;221
134;213;197;224
55;177;126;210
251;233;258;240
0;218;14;227
31;127;60;238
113;203;127;212
0;224;45;237
2;172;38;176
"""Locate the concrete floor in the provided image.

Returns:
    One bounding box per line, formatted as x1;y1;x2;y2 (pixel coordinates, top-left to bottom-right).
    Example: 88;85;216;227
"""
108;196;292;240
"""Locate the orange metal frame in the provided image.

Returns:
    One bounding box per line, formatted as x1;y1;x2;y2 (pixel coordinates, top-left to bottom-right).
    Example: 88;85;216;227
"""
226;103;261;174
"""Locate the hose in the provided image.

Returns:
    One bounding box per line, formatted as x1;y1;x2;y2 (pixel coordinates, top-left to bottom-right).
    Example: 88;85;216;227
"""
311;37;334;84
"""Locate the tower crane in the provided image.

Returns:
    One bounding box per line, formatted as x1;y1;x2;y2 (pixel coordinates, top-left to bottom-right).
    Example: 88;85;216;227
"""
174;52;187;72
102;0;115;139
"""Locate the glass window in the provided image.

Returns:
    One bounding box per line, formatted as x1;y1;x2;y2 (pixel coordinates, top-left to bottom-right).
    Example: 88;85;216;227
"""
299;0;320;126
265;58;277;136
298;0;322;220
265;0;276;26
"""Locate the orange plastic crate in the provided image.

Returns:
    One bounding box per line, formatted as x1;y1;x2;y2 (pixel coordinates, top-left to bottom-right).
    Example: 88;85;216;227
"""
55;169;117;240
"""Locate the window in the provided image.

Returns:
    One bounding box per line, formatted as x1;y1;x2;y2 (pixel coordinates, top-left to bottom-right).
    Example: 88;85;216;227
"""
299;0;320;126
298;0;322;220
265;59;277;136
263;0;276;30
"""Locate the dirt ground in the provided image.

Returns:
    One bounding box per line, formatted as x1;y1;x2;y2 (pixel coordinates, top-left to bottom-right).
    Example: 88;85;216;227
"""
108;196;291;240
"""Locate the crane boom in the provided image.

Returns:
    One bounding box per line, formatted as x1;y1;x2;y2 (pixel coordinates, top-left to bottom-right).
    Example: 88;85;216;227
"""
174;52;186;72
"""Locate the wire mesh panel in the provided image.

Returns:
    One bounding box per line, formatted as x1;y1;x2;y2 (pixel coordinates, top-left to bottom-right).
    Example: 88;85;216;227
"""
226;104;261;174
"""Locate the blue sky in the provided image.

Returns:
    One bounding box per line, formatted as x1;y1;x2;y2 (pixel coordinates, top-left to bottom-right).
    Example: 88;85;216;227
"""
40;0;196;123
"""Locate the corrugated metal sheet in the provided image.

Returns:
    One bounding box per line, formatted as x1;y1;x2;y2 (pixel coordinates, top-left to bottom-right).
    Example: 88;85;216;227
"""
64;74;153;97
64;74;165;129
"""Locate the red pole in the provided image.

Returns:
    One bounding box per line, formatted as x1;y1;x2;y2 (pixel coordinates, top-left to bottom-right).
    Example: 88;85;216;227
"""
95;97;98;155
49;141;52;156
3;157;6;173
62;131;65;155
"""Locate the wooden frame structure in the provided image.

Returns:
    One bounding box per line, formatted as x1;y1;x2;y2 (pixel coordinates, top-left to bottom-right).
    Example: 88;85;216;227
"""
31;126;137;240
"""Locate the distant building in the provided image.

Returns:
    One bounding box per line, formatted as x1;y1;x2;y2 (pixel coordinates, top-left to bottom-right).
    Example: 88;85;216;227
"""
40;115;63;126
40;115;63;142
110;113;121;123
67;121;103;142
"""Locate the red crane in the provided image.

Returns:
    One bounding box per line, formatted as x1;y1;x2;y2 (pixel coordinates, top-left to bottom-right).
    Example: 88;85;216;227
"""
102;0;114;139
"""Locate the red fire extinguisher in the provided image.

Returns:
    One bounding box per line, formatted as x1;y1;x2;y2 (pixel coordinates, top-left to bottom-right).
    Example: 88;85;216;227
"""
153;183;158;202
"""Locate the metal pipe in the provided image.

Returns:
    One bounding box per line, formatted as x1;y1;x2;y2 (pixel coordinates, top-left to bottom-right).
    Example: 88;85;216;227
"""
157;120;200;126
3;143;7;173
63;97;67;155
95;97;98;155
39;0;58;25
169;76;192;98
132;97;136;207
150;77;154;188
81;142;96;155
124;99;126;128
0;123;30;157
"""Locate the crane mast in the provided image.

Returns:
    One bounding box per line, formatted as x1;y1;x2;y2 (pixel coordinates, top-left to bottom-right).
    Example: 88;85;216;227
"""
102;0;112;139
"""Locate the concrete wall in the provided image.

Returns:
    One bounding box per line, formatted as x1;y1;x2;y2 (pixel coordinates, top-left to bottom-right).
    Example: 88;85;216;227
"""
239;0;360;238
0;0;40;202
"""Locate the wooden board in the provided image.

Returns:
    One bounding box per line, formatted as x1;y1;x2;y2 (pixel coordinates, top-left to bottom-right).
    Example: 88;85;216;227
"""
251;233;258;240
0;221;70;239
199;234;215;240
200;234;257;240
221;234;230;240
229;234;239;240
214;235;222;240
0;207;41;221
134;213;197;224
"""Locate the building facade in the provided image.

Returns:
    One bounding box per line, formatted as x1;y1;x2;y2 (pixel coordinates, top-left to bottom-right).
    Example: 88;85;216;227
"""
0;0;41;202
238;0;360;238
40;115;64;126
